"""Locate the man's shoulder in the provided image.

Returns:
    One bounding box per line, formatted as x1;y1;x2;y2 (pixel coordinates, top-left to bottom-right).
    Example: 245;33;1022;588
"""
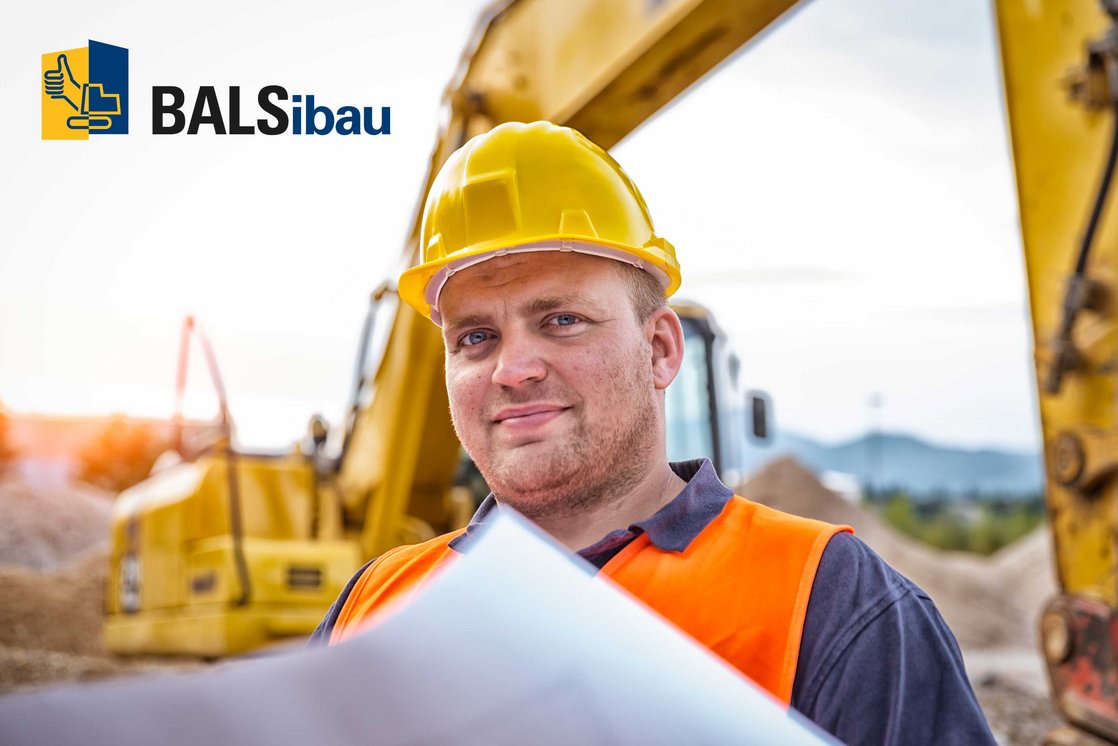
722;495;852;553
311;527;469;647
367;526;469;574
720;498;910;604
342;526;470;615
796;534;952;711
728;494;849;531
727;499;919;602
793;531;994;743
815;530;919;590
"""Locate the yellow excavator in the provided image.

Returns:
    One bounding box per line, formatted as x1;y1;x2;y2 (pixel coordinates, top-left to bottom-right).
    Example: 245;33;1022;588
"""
104;0;1118;741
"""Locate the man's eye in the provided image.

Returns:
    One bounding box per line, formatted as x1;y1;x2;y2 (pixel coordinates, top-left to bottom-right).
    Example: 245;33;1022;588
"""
460;330;492;347
548;314;581;327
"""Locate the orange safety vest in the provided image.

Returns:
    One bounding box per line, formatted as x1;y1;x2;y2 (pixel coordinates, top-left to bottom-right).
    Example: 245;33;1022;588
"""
330;496;851;705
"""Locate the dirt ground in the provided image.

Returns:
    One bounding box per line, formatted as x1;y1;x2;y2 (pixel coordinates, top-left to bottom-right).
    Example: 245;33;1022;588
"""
0;466;1072;742
974;673;1066;746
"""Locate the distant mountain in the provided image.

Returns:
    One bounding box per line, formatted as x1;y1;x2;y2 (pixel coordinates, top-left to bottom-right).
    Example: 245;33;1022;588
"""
743;431;1045;500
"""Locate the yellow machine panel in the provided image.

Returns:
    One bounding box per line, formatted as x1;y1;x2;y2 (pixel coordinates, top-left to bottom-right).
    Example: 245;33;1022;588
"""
105;453;359;656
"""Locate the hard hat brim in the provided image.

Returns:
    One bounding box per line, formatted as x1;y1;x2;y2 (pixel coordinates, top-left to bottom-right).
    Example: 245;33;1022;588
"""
398;237;681;326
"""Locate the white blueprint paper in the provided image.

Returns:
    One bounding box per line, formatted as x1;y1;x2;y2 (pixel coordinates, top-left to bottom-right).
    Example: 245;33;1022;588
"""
0;510;836;745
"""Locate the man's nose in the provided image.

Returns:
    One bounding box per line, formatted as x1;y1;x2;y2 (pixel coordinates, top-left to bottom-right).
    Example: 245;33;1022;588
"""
491;330;547;388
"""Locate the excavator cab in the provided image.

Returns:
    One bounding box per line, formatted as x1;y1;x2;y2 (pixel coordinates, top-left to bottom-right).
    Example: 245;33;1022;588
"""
669;301;769;491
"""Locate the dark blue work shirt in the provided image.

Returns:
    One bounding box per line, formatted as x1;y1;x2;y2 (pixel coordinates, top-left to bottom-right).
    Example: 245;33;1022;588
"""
311;459;995;745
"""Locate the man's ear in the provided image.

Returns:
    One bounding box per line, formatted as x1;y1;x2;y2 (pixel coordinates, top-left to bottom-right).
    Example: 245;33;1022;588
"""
647;306;685;391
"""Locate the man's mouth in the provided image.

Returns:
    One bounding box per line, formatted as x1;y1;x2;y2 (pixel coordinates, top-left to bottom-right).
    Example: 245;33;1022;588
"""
492;403;571;429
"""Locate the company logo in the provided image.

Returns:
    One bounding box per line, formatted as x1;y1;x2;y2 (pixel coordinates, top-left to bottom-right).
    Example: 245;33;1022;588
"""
39;41;388;139
153;86;390;136
41;40;129;140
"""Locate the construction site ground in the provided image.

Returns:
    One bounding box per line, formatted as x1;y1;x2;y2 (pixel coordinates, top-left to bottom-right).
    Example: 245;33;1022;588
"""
0;459;1064;744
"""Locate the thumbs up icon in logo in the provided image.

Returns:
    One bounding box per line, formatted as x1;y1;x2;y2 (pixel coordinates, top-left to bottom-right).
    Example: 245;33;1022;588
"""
43;53;81;112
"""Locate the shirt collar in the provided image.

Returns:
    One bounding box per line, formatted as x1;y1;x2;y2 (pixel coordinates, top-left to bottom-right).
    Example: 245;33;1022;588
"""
447;458;733;556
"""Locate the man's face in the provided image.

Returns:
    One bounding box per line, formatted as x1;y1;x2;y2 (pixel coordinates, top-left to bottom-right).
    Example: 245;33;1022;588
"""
439;252;663;520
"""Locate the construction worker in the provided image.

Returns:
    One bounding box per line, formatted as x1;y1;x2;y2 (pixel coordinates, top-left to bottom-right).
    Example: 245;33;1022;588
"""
311;121;995;745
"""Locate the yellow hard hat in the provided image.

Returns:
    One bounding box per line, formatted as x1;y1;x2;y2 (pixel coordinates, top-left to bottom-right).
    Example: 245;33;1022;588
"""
398;121;680;325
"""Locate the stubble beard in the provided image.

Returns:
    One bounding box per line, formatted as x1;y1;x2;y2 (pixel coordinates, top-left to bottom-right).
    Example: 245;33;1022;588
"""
452;363;661;523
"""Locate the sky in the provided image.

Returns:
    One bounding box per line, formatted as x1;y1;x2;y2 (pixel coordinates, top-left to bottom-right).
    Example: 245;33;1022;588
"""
0;0;1041;452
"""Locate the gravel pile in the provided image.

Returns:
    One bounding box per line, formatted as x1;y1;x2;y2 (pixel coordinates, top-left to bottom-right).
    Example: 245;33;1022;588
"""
0;476;201;694
0;478;113;571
